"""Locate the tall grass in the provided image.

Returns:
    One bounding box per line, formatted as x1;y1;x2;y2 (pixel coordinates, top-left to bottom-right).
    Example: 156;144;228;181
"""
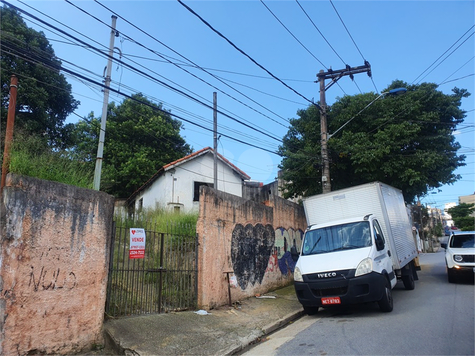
115;207;198;235
8;132;93;188
107;208;198;316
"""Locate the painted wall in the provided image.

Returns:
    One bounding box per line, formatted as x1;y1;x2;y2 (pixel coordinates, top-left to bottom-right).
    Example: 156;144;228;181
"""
196;186;306;309
0;174;114;355
136;153;244;213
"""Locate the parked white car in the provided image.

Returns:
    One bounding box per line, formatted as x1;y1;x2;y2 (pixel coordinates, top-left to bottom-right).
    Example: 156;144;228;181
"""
441;231;475;283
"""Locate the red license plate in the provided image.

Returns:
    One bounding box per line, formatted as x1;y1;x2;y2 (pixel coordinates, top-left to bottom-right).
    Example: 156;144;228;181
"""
321;297;341;305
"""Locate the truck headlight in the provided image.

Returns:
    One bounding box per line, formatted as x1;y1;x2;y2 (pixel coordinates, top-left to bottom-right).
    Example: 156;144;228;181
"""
454;255;463;263
355;257;373;277
294;266;303;282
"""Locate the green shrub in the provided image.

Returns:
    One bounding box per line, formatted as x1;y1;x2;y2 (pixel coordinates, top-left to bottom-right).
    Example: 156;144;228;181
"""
8;132;93;188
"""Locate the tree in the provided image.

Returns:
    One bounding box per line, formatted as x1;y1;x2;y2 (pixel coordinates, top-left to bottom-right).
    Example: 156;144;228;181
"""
447;203;475;231
71;94;192;198
278;80;469;203
0;6;78;148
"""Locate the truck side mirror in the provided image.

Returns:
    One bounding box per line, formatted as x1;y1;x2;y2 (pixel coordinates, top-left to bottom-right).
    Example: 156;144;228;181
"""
291;246;299;262
441;243;447;249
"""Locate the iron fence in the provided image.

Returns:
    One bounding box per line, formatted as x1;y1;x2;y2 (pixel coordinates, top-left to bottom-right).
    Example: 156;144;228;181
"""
106;222;198;317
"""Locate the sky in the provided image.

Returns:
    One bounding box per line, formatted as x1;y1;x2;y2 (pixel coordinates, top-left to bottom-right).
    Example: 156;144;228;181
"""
3;0;474;211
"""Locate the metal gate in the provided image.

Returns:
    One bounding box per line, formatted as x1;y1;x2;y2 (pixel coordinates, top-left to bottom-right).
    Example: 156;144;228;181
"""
105;222;198;317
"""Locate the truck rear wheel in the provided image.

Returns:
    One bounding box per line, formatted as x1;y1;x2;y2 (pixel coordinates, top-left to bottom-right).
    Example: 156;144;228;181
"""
378;278;393;312
402;262;416;290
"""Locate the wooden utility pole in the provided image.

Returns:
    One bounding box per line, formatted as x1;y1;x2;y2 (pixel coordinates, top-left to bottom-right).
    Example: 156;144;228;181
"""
317;63;372;193
93;15;118;191
1;75;18;195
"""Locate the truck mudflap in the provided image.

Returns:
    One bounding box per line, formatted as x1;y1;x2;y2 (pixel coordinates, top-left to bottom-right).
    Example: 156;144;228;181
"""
294;271;387;307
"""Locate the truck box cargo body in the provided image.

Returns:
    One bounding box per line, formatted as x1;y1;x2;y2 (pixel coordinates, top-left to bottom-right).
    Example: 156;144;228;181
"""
293;182;418;314
303;181;417;270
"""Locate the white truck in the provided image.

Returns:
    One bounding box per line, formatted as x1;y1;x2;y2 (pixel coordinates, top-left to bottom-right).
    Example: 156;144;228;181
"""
292;182;419;314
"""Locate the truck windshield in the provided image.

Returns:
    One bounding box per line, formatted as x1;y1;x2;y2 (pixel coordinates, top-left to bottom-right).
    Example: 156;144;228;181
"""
302;221;372;256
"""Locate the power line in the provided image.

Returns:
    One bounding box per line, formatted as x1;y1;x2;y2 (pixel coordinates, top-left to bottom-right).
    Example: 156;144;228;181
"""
177;0;319;110
1;19;281;151
412;25;475;84
439;73;475;86
260;0;326;68
2;35;280;150
328;0;378;93
3;35;282;156
15;0;288;139
329;0;364;61
90;0;291;128
416;31;475;84
295;0;345;65
261;0;351;96
3;0;284;144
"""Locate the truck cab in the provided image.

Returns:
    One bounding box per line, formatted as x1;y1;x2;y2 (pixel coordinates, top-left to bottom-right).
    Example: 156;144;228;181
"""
293;214;397;314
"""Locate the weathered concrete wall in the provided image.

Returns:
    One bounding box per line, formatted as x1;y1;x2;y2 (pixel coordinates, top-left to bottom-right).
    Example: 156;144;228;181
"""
0;174;114;355
196;186;306;309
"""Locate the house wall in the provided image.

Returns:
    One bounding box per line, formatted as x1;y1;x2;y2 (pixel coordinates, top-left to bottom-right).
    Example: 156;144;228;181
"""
196;186;307;309
138;153;244;213
0;174;114;355
138;172;170;210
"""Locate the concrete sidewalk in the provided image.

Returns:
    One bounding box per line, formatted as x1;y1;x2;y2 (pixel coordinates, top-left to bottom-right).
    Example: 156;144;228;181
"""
103;284;304;355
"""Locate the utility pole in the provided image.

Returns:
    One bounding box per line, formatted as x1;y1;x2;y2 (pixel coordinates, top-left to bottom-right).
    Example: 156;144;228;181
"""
1;75;18;195
317;63;372;193
213;92;218;190
93;15;118;191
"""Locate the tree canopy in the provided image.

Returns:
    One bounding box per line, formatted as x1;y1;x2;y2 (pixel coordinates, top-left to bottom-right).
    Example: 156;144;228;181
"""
0;6;78;148
71;94;192;198
447;203;475;231
278;80;469;203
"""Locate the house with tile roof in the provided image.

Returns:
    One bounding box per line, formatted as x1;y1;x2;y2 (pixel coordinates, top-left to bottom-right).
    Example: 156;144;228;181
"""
126;147;251;213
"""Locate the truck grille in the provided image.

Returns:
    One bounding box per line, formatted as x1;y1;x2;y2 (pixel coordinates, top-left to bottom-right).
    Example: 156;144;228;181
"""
311;285;348;297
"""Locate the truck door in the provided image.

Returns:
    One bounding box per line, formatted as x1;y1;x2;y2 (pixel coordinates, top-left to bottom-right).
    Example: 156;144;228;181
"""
372;219;396;287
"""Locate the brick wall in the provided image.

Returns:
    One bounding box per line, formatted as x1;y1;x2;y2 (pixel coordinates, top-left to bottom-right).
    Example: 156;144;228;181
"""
196;186;306;309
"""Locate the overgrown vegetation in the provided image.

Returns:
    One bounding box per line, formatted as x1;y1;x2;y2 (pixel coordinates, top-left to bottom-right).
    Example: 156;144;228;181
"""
8;132;93;188
115;207;198;234
107;208;198;317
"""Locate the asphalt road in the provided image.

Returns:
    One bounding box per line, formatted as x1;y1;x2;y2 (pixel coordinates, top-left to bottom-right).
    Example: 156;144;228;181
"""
244;250;474;356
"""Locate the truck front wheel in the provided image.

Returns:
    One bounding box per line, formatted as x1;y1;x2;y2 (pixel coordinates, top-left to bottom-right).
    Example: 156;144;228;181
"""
378;278;393;312
303;306;319;315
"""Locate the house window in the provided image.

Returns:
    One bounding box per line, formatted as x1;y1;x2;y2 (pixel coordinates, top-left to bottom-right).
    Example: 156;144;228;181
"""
194;181;214;201
138;198;143;212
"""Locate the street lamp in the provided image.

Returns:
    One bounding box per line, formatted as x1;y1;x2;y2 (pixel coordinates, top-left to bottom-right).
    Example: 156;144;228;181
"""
321;87;407;193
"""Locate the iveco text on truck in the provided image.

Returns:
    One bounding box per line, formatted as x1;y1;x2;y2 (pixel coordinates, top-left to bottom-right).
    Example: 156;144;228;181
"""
293;182;419;314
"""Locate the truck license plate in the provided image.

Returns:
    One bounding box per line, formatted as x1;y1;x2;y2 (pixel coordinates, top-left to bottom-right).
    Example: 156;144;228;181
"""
321;297;341;305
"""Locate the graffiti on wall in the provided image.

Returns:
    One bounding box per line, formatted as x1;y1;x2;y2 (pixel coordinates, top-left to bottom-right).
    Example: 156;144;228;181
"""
231;224;304;290
231;223;275;290
28;250;77;291
272;227;304;275
29;267;77;291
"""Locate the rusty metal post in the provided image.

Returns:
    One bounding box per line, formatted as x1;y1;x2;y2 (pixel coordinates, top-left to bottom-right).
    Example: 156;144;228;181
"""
1;75;18;194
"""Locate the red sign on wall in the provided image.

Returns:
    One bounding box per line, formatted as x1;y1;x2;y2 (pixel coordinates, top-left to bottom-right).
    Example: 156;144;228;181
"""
129;228;146;259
